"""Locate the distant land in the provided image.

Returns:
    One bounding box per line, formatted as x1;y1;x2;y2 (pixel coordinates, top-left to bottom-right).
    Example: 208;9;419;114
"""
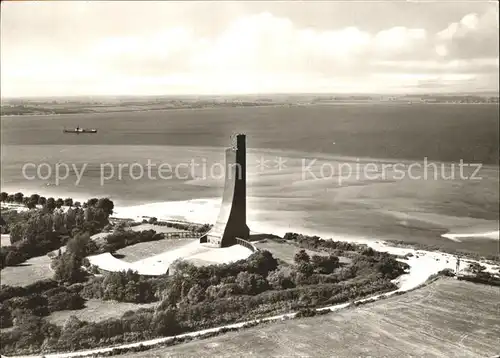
1;93;499;116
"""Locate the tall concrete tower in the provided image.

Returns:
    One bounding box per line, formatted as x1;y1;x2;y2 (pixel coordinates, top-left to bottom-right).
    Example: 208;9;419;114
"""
200;134;250;247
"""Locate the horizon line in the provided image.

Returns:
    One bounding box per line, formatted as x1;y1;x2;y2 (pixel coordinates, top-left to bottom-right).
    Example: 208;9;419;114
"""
2;90;499;100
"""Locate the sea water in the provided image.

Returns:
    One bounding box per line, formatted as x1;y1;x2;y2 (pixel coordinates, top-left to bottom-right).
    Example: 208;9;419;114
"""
1;103;498;255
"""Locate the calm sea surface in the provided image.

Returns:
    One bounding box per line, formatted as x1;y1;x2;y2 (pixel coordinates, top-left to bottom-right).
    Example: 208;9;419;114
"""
1;104;499;255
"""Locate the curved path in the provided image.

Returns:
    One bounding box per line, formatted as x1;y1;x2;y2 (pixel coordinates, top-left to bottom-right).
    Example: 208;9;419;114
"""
87;242;253;276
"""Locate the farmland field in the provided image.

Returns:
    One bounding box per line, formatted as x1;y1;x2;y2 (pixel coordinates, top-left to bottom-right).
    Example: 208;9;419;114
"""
254;239;351;265
47;299;158;326
0;254;53;286
123;278;500;358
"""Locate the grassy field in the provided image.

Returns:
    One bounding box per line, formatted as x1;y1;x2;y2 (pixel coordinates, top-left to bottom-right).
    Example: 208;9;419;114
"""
116;224;195;262
116;238;197;262
0;254;53;286
123;278;500;358
254;239;352;265
130;224;187;234
47;299;158;326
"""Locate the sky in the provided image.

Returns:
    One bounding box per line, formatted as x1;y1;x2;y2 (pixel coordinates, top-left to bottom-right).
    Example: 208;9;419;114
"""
1;1;499;97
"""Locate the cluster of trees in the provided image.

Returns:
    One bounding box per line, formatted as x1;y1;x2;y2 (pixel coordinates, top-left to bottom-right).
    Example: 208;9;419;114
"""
0;232;409;355
0;279;85;330
0;211;64;268
100;229;164;253
81;270;159;303
142;217;212;233
52;233;98;284
1;244;406;356
0;197;114;269
1;192;81;210
284;232;363;253
458;263;500;286
293;249;340;276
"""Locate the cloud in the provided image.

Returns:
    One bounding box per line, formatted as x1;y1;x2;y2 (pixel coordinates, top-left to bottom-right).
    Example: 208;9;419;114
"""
1;6;498;96
436;7;499;59
372;58;499;74
92;12;433;79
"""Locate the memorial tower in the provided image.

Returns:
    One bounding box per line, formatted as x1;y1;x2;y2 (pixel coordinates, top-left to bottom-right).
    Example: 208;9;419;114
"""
200;134;250;247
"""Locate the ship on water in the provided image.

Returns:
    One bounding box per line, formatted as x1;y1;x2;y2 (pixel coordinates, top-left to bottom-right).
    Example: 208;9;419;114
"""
63;125;97;134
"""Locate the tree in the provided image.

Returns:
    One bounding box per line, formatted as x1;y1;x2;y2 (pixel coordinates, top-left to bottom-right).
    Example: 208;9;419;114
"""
0;192;8;202
5;248;26;266
61;315;85;333
74;201;81;208
96;198;114;216
7;194;15;202
63;198;73;207
283;232;299;241
55;198;64;208
45;198;56;211
64;208;77;233
53;212;65;234
152;308;180;336
236;272;268;295
311;254;339;274
297;262;314;276
469;262;486;274
124;280;140;302
14;192;24;204
362;247;375;256
267;267;295;289
38;196;47;206
115;221;128;232
196;223;212;233
66;233;95;259
54;253;85;284
102;272;125;301
148;217;158;224
86;198;98;207
376;255;407;278
84;207;109;231
74;208;85;228
246;250;278;276
23;211;54;245
56;315;85;351
29;194;40;206
26;200;37;210
186;284;205;304
47;292;85;312
294;249;310;265
9;223;26;244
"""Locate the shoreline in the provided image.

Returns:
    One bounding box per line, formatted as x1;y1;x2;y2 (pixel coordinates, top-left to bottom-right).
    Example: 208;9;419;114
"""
2;194;499;248
0;103;293;118
2;197;499;261
2;101;498;119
